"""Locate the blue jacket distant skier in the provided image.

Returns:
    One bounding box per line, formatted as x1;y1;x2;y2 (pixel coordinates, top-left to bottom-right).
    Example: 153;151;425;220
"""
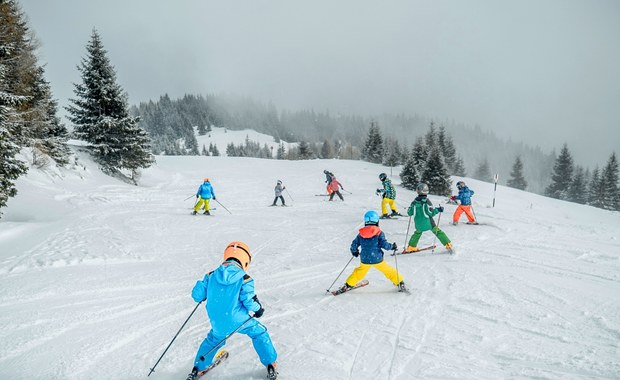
188;242;278;379
451;181;477;224
193;178;216;215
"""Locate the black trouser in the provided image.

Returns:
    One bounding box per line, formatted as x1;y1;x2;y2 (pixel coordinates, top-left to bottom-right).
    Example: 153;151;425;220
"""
272;195;285;205
329;191;344;201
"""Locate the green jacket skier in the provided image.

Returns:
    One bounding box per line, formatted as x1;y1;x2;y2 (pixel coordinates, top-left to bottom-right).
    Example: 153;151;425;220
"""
405;183;453;253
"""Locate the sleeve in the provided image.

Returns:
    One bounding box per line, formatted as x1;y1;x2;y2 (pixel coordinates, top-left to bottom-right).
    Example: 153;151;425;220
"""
426;199;439;217
196;185;201;197
378;232;393;251
210;185;216;198
350;235;361;253
469;189;475;196
407;201;415;216
191;273;210;302
239;275;261;312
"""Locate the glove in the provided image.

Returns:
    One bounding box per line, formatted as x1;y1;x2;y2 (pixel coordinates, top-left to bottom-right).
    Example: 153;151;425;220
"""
283;187;286;190
212;197;216;200
437;206;444;212
375;189;381;195
196;195;199;199
450;196;456;201
391;243;398;251
253;295;264;318
352;250;360;257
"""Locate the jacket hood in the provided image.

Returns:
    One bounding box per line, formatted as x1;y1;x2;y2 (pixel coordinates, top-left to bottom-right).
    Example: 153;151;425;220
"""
212;261;246;285
359;225;381;238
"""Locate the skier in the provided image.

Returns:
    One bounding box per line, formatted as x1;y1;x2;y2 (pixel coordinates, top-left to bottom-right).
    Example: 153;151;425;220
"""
376;172;402;218
336;210;406;293
404;183;453;253
186;241;278;380
193;178;216;215
328;176;344;201
272;180;286;206
450;181;477;225
323;170;334;194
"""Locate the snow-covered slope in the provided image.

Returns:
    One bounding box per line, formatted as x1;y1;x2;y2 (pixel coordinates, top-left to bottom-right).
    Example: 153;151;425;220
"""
1;152;619;380
195;127;296;157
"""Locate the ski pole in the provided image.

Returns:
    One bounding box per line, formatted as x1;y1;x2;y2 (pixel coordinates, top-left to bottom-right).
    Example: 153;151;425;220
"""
285;188;294;202
325;256;355;294
393;246;401;285
402;215;412;252
471;205;478;223
214;199;232;215
148;301;203;377
342;189;352;195
195;316;254;366
184;194;195;201
431;204;443;254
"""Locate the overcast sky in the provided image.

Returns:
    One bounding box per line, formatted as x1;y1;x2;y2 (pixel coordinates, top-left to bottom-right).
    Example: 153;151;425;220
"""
20;0;620;167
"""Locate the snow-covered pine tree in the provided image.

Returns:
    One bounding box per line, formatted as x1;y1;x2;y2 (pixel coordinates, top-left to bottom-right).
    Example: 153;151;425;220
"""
321;139;333;159
588;167;605;209
382;137;401;168
600;152;619;211
567;166;587;205
544;143;573;200
438;125;457;174
424;121;438;151
507;156;528;190
411;137;427;175
66;29;153;180
453;155;466;177
201;144;208;156
362;121;383;164
276;142;285;160
210;143;220;156
399;154;419;191
473;158;492;182
421;146;451;196
298;140;313;159
0;60;28;217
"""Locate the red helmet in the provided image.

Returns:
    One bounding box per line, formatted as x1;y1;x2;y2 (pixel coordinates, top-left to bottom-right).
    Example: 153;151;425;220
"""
223;241;252;269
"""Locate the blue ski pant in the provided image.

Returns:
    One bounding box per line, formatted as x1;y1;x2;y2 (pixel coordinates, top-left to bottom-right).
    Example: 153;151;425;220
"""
193;318;277;371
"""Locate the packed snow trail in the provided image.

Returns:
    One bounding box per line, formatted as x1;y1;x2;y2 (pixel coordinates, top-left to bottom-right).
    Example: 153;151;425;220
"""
1;154;619;379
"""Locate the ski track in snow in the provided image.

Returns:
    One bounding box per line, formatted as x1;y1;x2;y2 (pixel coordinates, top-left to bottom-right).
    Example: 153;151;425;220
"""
1;154;619;379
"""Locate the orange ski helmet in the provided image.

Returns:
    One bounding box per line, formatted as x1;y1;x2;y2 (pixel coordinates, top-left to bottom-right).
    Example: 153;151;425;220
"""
223;241;252;269
203;178;210;182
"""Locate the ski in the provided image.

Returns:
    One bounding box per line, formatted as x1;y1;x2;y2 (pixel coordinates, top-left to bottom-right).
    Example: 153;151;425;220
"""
315;194;329;196
267;364;278;379
398;284;411;295
330;279;369;296
391;245;436;256
186;350;229;380
466;222;480;225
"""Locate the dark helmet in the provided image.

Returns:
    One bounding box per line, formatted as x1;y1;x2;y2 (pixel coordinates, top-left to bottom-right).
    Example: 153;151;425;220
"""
379;173;387;181
323;169;328;174
416;182;429;195
456;181;465;189
363;210;380;226
277;180;282;185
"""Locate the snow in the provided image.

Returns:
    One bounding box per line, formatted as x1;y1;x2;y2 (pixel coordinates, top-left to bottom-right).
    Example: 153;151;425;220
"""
195;127;297;157
1;147;620;379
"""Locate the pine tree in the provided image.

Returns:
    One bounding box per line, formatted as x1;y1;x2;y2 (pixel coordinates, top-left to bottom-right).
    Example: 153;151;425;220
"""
0;61;28;217
298;140;313;159
600;152;619;211
474;159;492;182
424;121;438;151
507;156;528;190
201;144;208;156
66;29;153;180
399;155;419;191
321;139;333;159
588;167;605;209
567;166;587;204
411;137;427;175
438;125;457;173
421;146;451;196
383;137;401;168
276;142;285;159
453;155;466;176
362;121;383;163
544;144;574;200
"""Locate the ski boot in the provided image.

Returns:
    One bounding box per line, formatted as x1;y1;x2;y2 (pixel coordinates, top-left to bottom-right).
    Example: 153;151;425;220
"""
191;211;197;215
404;246;418;253
452;221;458;225
445;242;454;254
267;363;278;379
203;210;210;215
185;367;199;380
380;214;391;219
390;211;402;217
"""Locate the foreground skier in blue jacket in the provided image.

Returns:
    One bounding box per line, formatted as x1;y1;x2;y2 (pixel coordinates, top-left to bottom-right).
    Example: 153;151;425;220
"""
186;242;278;379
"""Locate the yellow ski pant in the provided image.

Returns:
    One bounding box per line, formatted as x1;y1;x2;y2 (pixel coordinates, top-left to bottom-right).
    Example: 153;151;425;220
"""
346;260;403;287
381;198;398;215
194;198;211;212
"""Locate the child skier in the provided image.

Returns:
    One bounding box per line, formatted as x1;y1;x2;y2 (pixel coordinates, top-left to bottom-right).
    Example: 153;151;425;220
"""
193;178;216;215
323;170;334;194
186;241;278;380
336;210;406;293
451;181;477;225
404;183;453;253
376;172;402;218
328;176;344;201
272;180;286;206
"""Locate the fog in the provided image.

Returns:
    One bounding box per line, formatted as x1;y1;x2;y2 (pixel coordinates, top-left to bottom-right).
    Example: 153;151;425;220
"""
20;0;620;167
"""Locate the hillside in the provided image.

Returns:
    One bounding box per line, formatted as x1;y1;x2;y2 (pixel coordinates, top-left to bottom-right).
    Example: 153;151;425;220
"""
0;151;619;380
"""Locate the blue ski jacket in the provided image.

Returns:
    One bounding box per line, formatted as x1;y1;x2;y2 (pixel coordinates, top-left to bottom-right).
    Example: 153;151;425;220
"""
192;260;261;334
196;182;215;199
350;226;394;264
456;186;474;206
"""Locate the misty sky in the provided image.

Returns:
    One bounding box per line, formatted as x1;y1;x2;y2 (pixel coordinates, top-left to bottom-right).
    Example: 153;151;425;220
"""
19;0;620;167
